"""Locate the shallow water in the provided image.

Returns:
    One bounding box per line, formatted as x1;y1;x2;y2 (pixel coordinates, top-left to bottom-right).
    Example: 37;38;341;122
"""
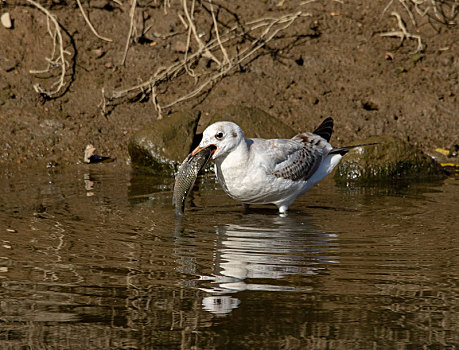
0;164;457;349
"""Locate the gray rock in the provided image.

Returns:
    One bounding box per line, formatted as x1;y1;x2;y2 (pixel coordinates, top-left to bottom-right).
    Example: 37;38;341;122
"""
128;106;294;175
128;110;200;173
334;136;446;183
199;105;295;139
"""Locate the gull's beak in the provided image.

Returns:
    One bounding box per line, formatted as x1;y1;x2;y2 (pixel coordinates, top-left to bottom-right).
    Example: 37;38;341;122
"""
191;145;204;157
191;144;217;157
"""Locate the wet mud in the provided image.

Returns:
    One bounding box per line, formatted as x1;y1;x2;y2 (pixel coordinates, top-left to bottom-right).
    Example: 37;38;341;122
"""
0;1;457;169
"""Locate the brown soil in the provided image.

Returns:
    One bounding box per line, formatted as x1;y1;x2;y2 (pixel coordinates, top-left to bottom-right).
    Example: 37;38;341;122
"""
0;0;457;168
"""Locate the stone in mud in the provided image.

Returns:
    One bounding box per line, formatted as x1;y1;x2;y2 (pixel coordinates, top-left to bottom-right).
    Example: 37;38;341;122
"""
199;105;295;139
334;136;446;183
129;106;294;174
128;110;200;173
1;12;12;29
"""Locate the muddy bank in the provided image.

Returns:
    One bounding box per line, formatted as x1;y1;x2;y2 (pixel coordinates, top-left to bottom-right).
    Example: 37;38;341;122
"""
0;1;457;169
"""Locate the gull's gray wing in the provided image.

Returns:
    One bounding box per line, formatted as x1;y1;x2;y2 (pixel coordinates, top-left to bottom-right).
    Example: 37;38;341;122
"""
253;133;331;182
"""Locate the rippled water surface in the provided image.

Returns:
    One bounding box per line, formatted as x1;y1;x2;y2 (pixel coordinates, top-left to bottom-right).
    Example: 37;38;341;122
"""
0;164;457;349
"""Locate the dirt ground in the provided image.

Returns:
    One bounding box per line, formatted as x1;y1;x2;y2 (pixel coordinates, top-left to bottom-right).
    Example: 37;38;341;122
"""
0;0;457;169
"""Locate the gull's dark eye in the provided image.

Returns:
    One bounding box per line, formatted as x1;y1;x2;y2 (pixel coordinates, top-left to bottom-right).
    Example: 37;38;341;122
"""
215;132;224;140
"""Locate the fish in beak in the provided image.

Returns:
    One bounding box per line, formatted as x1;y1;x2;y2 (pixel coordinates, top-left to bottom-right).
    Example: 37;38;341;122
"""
191;144;217;158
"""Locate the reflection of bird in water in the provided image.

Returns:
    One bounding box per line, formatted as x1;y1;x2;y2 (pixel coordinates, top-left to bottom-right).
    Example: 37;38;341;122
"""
191;118;374;215
210;218;338;291
173;214;339;315
201;295;240;316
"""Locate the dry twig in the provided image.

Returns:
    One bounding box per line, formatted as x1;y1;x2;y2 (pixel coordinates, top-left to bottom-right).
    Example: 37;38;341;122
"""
121;0;137;66
182;0;221;66
411;0;458;25
163;12;305;109
98;87;107;116
381;0;457;53
26;0;69;97
76;0;113;42
209;0;230;66
300;0;317;5
380;10;424;53
163;0;171;15
108;10;307;115
151;85;163;119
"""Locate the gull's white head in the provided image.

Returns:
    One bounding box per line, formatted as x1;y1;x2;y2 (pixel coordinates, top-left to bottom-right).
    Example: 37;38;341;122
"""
192;121;245;160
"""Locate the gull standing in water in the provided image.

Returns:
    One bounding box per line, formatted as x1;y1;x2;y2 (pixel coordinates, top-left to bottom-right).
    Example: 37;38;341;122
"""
191;117;365;215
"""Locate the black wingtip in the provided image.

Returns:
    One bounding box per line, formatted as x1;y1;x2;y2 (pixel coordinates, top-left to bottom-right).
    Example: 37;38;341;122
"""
313;117;334;142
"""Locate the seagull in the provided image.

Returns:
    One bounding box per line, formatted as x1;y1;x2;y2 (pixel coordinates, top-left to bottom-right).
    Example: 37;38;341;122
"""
191;117;366;215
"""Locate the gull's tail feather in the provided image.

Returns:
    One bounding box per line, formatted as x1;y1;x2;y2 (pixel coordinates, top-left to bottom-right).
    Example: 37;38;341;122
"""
330;142;379;156
313;117;334;142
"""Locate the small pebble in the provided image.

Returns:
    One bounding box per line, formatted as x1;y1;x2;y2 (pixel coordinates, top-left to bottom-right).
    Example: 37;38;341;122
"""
385;52;394;60
91;48;105;58
1;12;12;29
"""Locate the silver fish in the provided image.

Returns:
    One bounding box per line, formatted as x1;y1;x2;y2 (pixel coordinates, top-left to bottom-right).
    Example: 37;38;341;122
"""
173;147;213;216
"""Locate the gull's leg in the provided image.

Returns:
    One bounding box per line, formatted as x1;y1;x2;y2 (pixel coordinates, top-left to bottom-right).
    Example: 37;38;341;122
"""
242;203;250;212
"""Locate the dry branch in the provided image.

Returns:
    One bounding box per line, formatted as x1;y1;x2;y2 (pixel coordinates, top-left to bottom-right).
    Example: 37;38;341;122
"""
182;0;221;66
26;0;69;97
163;11;305;110
76;0;113;42
381;0;457;53
209;0;230;66
108;10;308;116
411;0;458;25
380;10;424;53
121;0;137;66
